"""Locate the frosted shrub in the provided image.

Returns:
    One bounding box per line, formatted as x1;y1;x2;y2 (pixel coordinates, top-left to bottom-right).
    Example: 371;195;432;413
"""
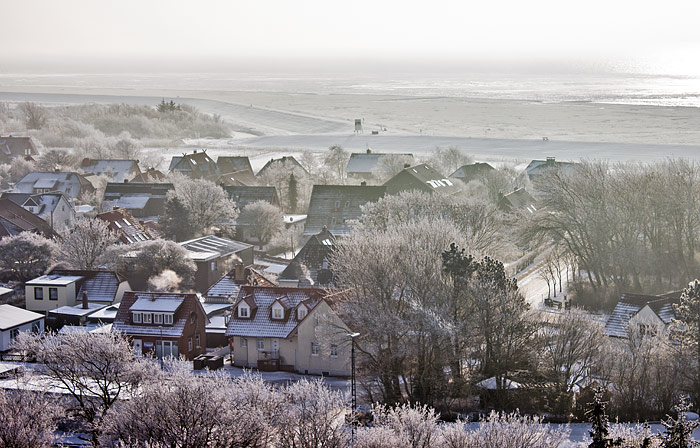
439;411;569;448
357;403;440;448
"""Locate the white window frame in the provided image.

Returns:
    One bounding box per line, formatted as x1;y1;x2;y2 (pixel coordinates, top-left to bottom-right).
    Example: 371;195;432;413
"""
240;337;248;348
210;261;217;271
311;342;319;356
330;344;338;358
164;314;173;325
188;337;193;352
133;312;142;323
144;313;152;324
195;333;201;349
239;305;249;318
273;306;283;319
298;307;307;320
256;339;264;351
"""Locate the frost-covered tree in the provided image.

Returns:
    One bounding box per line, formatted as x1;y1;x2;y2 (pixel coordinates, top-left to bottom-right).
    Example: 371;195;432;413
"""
672;279;700;404
158;196;195;242
237;200;284;249
166;175;238;236
34;148;78;171
119;239;196;290
9;156;34;183
0;232;56;282
58;217;120;269
323;144;349;180
14;331;153;445
19;102;48;129
425;146;472;177
0;387;60;448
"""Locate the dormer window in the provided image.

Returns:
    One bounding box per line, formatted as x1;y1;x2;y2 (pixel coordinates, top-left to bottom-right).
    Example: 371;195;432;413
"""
239;305;249;318
164;314;173;325
273;307;283;319
298;307;307;320
133;312;142;324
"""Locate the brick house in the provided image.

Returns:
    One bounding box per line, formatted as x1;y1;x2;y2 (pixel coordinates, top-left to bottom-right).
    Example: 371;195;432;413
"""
113;291;208;360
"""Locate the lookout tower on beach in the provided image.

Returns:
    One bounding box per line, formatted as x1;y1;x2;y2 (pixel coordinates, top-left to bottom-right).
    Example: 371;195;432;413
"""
354;118;363;134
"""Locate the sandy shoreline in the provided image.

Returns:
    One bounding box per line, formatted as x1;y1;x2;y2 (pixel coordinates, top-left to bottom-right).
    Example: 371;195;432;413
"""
2;85;700;147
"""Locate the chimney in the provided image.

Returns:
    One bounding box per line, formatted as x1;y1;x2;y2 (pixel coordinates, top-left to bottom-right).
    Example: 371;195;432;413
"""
123;179;128;183
150;293;156;301
113;206;119;211
82;291;88;309
81;158;91;167
234;263;246;281
546;156;555;165
360;181;367;186
366;148;371;154
403;163;411;168
194;149;198;153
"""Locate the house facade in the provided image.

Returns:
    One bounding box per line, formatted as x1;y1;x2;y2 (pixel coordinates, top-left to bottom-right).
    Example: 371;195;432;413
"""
168;150;219;181
102;182;174;220
226;286;351;376
80;158;141;183
113;291;208;360
345;149;414;180
0;136;39;164
14;172;95;200
0;305;44;351
278;228;336;288
605;292;681;340
1;192;76;232
303;184;386;236
25;270;130;313
0;198;55;238
383;163;461;196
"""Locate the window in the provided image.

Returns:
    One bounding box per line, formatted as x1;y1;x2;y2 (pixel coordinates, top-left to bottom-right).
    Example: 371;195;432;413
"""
10;328;19;342
210;261;217;271
164;314;173;325
639;323;658;337
334;200;340;209
62;205;65;212
34;287;43;300
298;307;307;320
331;217;337;225
188;337;193;352
330;344;338;357
154;314;163;324
273;307;283;319
314;315;322;327
311;342;319;356
344;201;350;208
144;313;152;324
133;313;142;324
195;334;201;349
241;337;248;348
239;306;249;318
49;288;58;301
31;321;41;333
257;339;264;351
190;313;196;324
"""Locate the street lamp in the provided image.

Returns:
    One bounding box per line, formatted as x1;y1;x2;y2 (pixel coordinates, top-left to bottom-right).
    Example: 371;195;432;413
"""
347;332;360;447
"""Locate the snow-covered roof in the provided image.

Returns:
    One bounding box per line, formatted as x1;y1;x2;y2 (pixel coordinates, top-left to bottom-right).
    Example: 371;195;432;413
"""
130;297;184;313
113;318;187;337
26;274;84;286
0;305;43;330
476;377;522;390
87;305;120;322
58;323;113;334
180;235;252;261
346;152;414;174
49;303;106;317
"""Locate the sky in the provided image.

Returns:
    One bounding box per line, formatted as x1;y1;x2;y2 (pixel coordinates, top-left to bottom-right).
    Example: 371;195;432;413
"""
3;0;700;74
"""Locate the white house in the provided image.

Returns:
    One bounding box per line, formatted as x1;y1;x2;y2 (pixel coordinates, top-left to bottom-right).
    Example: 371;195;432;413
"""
0;305;44;351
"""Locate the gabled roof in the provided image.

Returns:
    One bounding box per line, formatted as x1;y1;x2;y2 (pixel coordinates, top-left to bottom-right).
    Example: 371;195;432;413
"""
280;227;336;286
217;156;253;174
524;157;578;178
1;192;71;216
103;182;174;197
217;170;258;187
130;168;166;183
0;198;54;238
226;286;327;339
304;184;386;236
113;291;206;338
48;269;127;303
225;186;280;210
205;267;276;303
80;159;140;183
14;172;94;199
449;162;495;182
257;156;308;177
96;208;156;244
169;151;218;180
345;151;414;175
0;136;38;160
383;164;461;196
180;235;253;262
0;304;43;331
499;188;538;213
605;291;682;338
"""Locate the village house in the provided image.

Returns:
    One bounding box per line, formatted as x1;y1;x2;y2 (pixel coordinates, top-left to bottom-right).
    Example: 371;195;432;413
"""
1;192;76;232
96;208;158;244
217;170;258;187
522;156;578;184
449;162;496;184
226;285;351;376
383;163;461;196
47;298;107;331
256;156;309;177
102;182;174;220
0;305;44;351
0;198;55;238
345;149;414;180
0;136;39;164
605;291;682;339
113;291;208;360
80;158;141;183
303;184;386;236
203;264;277;347
25;269;130;313
13;171;95;201
498;187;538;213
225;186;280;209
279;227;336;288
168;150;219;181
179;235;254;293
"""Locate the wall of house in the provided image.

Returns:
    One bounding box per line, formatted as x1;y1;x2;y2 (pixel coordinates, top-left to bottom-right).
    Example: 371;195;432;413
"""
0;318;44;351
39;197;76;232
232;335;297;370
179;309;207;360
295;302;351;376
114;281;131;304
25;283;78;312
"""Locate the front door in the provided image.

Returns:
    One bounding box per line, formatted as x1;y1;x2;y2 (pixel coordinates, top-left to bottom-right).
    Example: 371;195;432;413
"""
133;339;142;356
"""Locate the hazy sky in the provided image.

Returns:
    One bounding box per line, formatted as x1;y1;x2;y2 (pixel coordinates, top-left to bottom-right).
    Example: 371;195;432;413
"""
3;0;700;74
